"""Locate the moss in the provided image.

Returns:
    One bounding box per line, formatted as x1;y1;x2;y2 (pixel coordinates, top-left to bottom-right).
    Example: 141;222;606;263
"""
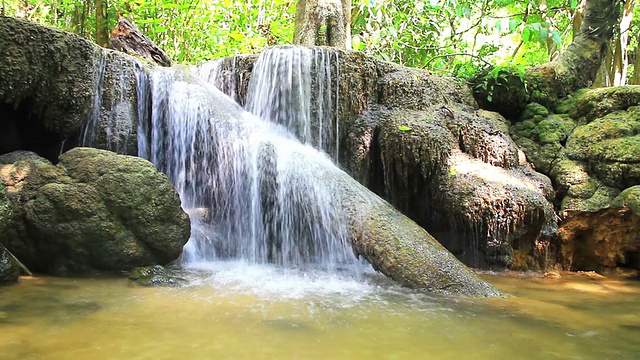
574;86;640;123
521;103;549;121
566;109;640;189
612;186;640;215
0;16;100;136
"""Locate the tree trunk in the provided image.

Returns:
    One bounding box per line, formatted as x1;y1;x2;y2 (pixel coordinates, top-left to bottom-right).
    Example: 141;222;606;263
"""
572;0;587;40
612;0;634;86
95;0;108;47
632;34;640;84
294;0;351;49
471;0;621;119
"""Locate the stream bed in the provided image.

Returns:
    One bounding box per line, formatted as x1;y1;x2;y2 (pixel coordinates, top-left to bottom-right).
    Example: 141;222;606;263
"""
1;263;639;359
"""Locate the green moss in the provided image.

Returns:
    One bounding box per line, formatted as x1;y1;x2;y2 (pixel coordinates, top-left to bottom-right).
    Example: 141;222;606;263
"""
612;186;640;214
521;102;549;121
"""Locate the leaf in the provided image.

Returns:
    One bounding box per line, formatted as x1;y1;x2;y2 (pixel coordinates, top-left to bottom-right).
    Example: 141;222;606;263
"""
552;30;562;45
509;18;521;32
397;125;412;131
229;32;245;41
449;166;456;176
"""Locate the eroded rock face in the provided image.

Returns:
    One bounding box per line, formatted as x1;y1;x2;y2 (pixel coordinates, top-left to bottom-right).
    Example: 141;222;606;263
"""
560;207;640;271
0;16;150;161
0;148;190;275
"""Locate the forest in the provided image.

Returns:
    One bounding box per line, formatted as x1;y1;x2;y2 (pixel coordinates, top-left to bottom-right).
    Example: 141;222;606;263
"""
2;0;639;85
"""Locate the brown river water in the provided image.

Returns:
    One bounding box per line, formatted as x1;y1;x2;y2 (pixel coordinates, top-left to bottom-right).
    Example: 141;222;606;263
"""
1;263;639;359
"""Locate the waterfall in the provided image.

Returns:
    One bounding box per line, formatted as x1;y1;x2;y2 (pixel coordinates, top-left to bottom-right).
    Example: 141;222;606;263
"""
81;52;150;155
197;46;340;160
145;67;361;273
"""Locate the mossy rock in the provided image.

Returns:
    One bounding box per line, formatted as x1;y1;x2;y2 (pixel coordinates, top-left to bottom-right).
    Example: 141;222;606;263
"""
129;265;167;280
0;149;190;275
0;246;19;285
612;186;640;215
566;108;640;189
520;103;549;121
574;86;640;123
0;16;98;135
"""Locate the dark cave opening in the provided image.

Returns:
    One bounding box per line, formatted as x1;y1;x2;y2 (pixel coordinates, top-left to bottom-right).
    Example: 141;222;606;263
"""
0;100;76;163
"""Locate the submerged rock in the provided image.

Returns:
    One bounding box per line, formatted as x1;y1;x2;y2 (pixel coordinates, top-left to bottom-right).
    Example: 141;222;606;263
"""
0;148;190;275
129;265;188;287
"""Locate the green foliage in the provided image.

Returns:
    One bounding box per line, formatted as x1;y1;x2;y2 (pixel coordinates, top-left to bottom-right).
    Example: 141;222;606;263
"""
4;0;635;80
2;0;296;63
351;0;579;77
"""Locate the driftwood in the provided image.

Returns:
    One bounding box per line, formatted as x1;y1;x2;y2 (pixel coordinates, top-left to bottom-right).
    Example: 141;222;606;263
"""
109;15;172;67
5;247;33;276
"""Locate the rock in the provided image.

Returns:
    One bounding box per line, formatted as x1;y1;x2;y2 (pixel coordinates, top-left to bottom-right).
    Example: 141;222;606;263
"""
0;246;20;285
559;207;640;271
0;16;151;161
612;186;640;214
129;265;188;287
0;148;190;275
0;178;11;235
565;107;640;189
574;86;640;123
356;105;556;269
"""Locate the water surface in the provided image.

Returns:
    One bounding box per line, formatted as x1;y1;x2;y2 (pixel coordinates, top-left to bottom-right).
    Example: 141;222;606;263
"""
1;265;638;359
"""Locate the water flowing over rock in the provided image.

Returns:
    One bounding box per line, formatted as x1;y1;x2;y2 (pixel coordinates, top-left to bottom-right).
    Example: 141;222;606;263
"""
0;19;503;295
141;67;500;296
198;46;556;270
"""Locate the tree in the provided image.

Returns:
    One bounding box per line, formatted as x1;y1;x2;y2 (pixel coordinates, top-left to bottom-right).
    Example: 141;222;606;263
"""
293;0;351;49
471;0;622;119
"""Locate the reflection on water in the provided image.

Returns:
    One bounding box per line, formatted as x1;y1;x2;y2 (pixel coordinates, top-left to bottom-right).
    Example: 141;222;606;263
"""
1;264;639;360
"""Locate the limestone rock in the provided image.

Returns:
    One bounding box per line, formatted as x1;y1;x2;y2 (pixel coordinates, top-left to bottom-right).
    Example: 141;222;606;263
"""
0;148;190;274
566;107;640;189
560;207;640;271
574;86;640;123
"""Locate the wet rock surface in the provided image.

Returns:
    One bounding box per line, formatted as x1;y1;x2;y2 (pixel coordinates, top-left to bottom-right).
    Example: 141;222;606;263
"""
129;265;188;287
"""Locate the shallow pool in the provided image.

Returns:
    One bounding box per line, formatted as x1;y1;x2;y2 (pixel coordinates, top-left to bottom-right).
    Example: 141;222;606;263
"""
1;262;639;359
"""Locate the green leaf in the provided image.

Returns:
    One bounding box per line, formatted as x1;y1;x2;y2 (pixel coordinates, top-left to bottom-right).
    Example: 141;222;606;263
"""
509;18;521;32
551;30;562;45
229;32;245;41
397;125;412;131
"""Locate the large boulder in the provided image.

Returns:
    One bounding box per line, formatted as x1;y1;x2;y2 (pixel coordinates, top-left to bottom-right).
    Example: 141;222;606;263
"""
0;148;190;275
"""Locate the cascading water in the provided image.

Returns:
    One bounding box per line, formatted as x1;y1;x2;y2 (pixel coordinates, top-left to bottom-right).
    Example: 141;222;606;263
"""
198;46;340;160
81;51;150;155
145;67;362;274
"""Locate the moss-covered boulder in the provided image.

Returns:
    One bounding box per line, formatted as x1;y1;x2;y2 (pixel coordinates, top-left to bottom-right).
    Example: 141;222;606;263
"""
0;148;190;275
612;186;640;215
573;86;640;123
565;107;640;189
